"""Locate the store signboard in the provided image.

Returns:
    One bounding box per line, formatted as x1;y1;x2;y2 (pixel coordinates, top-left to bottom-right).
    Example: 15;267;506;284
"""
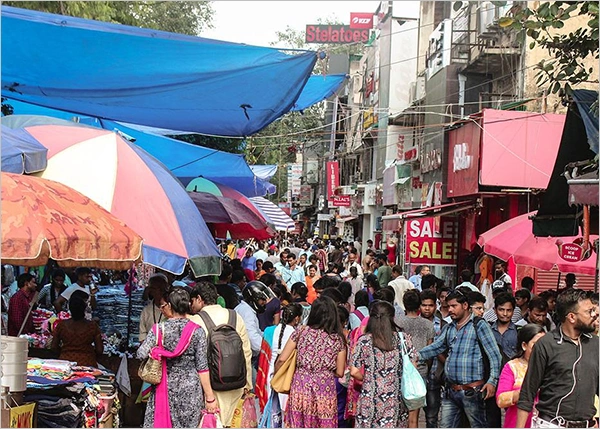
326;161;339;201
405;217;457;265
298;185;313;206
333;195;351;207
447;121;481;197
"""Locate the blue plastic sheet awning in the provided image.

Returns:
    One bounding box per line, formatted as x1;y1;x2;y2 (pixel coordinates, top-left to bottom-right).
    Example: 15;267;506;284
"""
1;6;317;137
290;74;348;112
3;99;276;197
572;89;599;154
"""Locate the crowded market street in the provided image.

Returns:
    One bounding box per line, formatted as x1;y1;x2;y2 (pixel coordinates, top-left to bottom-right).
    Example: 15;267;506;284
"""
1;1;599;428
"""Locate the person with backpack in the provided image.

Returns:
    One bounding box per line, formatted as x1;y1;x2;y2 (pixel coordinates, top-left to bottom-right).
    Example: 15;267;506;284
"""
188;281;252;428
417;287;502;428
349;290;369;330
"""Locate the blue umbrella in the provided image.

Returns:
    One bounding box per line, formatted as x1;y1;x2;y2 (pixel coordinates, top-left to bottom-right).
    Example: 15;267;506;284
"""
1;124;47;173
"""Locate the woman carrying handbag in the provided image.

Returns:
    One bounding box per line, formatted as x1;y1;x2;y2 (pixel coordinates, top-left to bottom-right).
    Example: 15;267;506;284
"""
137;288;218;428
274;297;347;428
349;300;418;428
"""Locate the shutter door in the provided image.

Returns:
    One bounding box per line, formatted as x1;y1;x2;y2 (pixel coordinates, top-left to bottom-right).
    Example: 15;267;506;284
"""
534;267;596;294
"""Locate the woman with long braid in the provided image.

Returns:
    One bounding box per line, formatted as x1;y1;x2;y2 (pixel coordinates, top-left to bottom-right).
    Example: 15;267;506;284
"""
268;303;302;410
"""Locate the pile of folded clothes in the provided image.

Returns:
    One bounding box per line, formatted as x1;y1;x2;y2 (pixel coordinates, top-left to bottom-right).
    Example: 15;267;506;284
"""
25;359;118;428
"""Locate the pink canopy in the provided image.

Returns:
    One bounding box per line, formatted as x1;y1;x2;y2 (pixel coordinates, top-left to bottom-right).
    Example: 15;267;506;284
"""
478;211;598;276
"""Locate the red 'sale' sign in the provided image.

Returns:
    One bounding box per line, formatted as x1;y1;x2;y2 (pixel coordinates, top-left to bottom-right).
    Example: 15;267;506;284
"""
350;12;374;29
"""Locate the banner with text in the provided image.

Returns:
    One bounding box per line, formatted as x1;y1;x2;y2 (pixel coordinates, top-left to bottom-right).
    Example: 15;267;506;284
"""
405;217;457;265
326;161;339;201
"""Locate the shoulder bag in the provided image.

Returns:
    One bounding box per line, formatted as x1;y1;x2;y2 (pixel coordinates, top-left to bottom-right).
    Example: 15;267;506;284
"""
398;331;427;410
139;322;163;385
270;327;301;394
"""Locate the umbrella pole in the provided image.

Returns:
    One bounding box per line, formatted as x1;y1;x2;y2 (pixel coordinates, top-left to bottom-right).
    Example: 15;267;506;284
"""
126;266;134;347
595;239;599;294
17;292;39;337
556;272;562;292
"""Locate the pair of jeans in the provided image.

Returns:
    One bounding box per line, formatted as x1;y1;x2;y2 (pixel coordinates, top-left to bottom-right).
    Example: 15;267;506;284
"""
424;375;442;428
485;396;502;427
440;386;489;428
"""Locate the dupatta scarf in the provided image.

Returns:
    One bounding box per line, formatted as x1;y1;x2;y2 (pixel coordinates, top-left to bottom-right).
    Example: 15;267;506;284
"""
149;320;199;428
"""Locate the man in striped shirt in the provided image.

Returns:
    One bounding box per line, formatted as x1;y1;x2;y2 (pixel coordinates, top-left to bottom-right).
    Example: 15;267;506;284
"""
418;287;502;428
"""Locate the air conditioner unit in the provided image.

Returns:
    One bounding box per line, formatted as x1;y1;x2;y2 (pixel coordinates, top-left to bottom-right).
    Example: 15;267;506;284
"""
356;171;364;182
415;75;426;102
348;174;355;184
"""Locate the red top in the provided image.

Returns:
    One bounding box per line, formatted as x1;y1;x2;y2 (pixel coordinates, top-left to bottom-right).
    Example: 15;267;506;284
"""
8;289;35;336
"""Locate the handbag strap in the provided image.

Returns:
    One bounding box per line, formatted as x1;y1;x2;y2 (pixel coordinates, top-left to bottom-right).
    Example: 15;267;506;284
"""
398;331;408;356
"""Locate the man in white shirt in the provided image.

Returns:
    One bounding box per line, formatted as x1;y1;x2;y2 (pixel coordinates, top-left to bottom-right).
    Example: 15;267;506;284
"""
253;241;269;264
387;265;414;311
457;269;479;292
494;261;512;290
54;267;95;314
234;282;268;357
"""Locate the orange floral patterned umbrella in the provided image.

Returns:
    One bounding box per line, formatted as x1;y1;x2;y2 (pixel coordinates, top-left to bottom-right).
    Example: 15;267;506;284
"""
1;172;143;269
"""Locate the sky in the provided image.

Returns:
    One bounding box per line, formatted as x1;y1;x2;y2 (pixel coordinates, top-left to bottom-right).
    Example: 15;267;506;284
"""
201;1;418;48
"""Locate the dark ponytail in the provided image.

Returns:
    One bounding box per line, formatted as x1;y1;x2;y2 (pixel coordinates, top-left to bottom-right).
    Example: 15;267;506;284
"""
277;303;302;350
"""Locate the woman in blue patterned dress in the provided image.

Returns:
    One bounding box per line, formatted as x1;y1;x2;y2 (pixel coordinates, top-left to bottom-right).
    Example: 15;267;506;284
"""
349;300;416;428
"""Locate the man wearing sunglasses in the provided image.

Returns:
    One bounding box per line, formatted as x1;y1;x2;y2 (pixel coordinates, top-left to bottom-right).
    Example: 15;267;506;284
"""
417;287;502;427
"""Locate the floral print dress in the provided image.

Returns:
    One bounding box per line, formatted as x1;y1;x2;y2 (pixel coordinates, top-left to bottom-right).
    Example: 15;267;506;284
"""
351;331;416;428
137;318;208;428
285;326;345;428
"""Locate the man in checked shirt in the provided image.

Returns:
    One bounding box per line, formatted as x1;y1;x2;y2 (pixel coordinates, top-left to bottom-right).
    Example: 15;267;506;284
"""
418;287;502;428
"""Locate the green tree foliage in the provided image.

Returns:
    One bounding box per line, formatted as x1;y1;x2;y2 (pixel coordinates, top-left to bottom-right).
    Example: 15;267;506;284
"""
171;134;245;154
454;1;598;96
3;1;214;35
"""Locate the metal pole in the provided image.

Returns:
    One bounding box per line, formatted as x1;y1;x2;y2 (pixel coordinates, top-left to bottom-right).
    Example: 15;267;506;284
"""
556;272;562;292
595;239;599;293
17;292;39;337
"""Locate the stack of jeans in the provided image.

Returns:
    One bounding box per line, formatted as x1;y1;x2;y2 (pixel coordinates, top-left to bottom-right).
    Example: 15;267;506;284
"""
24;383;86;428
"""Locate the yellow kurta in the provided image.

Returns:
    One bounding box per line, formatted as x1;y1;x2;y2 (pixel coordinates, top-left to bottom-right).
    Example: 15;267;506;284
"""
188;305;253;426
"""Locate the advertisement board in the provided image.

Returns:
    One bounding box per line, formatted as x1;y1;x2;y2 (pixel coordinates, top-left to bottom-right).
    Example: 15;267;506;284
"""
305;24;370;44
447;121;481;197
405;217;457;265
350;12;374;29
326;161;339;201
333;195;351;207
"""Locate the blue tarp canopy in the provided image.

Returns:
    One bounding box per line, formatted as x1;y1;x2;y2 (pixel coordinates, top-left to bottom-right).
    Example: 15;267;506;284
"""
1;124;48;173
1;6;317;137
291;74;348;112
572;89;599;154
3;99;276;197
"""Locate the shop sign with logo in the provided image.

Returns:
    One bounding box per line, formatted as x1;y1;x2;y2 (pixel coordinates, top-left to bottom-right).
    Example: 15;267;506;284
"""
405;217;457;265
447;122;481;197
305;24;370;44
333;195;351;207
350;12;373;29
404;146;418;162
326;161;339;201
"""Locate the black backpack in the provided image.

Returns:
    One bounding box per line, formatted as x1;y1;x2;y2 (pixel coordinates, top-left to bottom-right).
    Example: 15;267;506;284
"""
199;310;247;391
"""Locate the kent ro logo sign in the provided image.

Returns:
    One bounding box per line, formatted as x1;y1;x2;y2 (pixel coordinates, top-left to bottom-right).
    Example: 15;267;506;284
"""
350;12;373;29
